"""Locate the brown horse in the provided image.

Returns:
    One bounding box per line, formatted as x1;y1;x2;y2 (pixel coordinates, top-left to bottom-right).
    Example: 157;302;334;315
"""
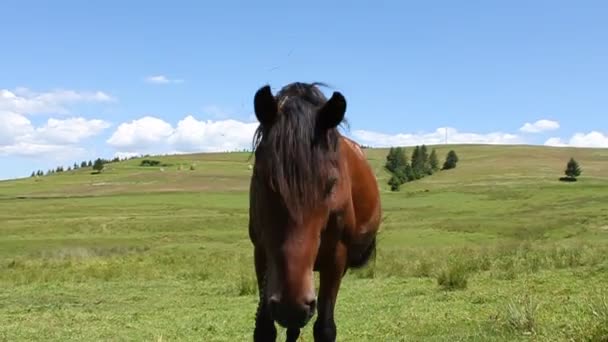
248;82;381;342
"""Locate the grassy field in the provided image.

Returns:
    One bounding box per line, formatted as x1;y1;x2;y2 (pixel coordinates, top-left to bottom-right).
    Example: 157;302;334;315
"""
1;144;608;341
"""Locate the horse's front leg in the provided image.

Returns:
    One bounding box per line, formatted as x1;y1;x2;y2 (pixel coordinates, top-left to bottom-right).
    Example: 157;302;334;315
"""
313;241;347;342
253;246;277;342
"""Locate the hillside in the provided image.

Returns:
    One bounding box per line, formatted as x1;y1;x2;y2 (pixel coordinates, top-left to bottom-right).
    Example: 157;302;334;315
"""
2;144;607;198
1;144;608;341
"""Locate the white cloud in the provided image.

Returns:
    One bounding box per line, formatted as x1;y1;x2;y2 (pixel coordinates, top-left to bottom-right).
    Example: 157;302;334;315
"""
1;112;111;159
0;111;32;145
106;115;258;154
106;116;174;151
352;127;524;147
34;117;111;144
113;151;141;159
144;75;184;85
519;119;560;133
0;88;114;115
546;131;608;148
169;115;258;152
543;137;567;147
0;142;85;159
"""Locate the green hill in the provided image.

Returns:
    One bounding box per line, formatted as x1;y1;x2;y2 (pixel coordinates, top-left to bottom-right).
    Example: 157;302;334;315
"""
1;144;607;341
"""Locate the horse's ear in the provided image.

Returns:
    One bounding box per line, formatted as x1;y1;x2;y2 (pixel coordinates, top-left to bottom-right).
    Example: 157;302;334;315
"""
254;85;277;126
317;91;346;130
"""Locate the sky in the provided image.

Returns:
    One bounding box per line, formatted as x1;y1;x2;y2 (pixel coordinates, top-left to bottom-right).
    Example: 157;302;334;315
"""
1;0;607;180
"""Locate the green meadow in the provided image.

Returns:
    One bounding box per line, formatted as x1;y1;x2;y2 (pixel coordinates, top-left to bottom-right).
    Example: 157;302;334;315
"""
1;144;607;341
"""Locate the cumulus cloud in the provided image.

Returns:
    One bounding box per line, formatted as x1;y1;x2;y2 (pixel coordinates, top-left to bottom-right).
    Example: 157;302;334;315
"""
144;75;184;84
33;117;111;144
0;86;113;160
0;112;111;158
0;115;111;157
106;115;258;154
0;111;32;145
0;88;113;115
169;116;258;152
519;119;560;133
545;131;608;148
106;116;174;150
352;127;524;147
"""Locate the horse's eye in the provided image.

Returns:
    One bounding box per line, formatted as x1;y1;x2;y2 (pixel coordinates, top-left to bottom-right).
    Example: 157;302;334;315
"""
326;177;338;197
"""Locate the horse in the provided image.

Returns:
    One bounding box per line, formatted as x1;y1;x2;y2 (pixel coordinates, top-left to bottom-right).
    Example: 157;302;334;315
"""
248;82;382;342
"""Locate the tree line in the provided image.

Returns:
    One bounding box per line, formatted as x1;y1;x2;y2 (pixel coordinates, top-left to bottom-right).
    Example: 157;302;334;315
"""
385;146;459;191
30;156;128;177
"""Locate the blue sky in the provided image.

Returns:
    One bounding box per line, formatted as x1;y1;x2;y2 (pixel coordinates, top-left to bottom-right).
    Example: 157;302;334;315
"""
1;1;607;180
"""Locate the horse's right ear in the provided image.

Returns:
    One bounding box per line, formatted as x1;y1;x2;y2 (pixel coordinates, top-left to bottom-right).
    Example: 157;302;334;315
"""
254;85;277;126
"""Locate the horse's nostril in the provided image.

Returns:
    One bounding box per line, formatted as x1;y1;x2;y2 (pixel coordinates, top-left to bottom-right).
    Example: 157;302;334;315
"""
268;295;280;309
306;299;317;313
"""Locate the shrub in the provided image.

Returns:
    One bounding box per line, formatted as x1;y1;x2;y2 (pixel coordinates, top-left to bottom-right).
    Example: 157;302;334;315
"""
442;150;459;170
140;159;162;167
437;262;468;291
505;295;540;336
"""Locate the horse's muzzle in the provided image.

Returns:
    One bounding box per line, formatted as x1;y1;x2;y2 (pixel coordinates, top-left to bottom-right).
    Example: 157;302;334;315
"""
268;295;316;328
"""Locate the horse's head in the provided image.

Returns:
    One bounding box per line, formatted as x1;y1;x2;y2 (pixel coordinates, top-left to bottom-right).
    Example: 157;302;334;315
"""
251;82;346;328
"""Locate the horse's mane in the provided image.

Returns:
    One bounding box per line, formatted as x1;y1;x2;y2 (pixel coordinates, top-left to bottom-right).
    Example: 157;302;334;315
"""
252;82;345;221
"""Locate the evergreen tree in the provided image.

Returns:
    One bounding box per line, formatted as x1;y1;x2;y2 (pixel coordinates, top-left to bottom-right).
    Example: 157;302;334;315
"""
31;171;36;177
67;166;72;171
420;144;431;175
564;157;582;180
73;162;79;170
81;161;88;168
442;150;459;170
87;160;93;167
388;175;401;191
429;149;440;172
92;158;105;173
385;147;397;172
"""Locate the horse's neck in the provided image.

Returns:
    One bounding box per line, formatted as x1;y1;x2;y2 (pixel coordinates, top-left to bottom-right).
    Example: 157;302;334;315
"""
340;136;365;159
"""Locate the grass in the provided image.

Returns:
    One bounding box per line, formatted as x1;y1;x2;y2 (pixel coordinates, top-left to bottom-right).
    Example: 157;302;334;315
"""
1;144;608;341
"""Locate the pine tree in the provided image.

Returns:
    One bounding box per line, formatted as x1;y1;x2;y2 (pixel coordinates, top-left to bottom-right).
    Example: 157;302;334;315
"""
31;171;36;177
442;150;459;170
92;158;105;173
81;161;88;168
73;162;79;170
385;147;397;172
420;144;431;175
429;149;440;172
87;160;93;167
564;157;581;180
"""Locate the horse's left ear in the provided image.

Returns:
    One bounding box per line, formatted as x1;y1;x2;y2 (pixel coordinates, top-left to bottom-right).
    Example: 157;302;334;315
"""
254;85;278;126
317;91;346;130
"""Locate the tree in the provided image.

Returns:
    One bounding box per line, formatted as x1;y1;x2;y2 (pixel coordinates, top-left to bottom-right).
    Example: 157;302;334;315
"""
388;175;401;191
31;171;36;177
73;162;79;170
92;158;105;173
429;149;440;173
81;161;88;168
563;157;581;181
420;145;431;175
385;147;408;174
87;160;93;167
442;150;459;170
